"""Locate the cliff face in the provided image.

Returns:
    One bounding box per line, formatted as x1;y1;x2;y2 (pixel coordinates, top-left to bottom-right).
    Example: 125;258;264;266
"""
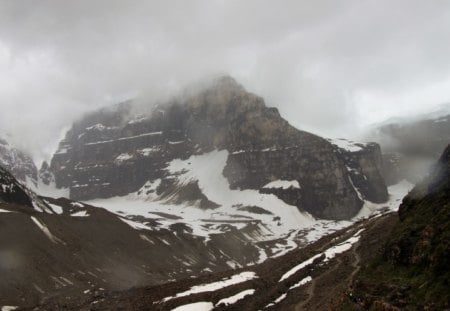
328;139;388;203
50;77;387;220
346;145;450;309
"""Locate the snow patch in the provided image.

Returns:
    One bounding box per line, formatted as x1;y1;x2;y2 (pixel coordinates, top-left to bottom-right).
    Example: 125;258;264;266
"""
115;153;133;164
71;210;89;217
161;271;257;302
171;302;214;311
30;216;63;244
289;276;312;290
263;180;300;190
216;289;255;306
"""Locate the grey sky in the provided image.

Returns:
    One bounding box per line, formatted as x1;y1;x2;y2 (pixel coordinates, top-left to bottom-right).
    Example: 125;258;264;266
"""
1;0;450;162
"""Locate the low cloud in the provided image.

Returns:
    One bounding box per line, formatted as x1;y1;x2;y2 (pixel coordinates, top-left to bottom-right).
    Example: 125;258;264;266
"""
1;0;450;162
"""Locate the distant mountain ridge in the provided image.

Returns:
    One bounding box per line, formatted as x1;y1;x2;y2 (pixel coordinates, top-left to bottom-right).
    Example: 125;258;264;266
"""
367;106;450;185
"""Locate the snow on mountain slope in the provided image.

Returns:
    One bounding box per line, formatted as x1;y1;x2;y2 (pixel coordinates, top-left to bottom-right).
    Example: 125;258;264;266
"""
86;149;408;262
87;150;314;245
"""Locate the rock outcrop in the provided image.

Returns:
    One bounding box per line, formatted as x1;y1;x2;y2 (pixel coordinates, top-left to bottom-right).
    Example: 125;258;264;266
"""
0;135;38;185
49;76;387;220
328;139;388;203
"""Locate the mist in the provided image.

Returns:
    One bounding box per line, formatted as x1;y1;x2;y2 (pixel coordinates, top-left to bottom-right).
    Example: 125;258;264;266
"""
1;0;450;163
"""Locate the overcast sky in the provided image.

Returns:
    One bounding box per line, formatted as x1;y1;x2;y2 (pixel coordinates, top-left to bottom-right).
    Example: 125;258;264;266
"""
1;0;450;162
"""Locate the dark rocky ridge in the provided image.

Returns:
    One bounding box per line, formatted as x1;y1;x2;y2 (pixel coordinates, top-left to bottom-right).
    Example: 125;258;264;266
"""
342;144;450;309
50;76;387;220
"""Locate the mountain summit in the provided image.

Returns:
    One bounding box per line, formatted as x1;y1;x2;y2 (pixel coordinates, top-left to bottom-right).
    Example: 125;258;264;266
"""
49;76;387;221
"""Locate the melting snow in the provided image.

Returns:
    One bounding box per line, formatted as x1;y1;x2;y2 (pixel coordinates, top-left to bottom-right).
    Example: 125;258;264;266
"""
87;150;315;241
47;202;63;215
279;253;322;282
119;218;152;230
280;229;363;282
216;289;255;306
263;180;300;190
115;153;134;164
71;210;89;217
289;276;312;290
161;271;257;302
354;179;414;219
30;217;63;244
1;307;18;311
171;302;214;311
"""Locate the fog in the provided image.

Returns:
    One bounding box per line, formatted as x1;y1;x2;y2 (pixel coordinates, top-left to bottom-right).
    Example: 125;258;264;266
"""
1;0;450;162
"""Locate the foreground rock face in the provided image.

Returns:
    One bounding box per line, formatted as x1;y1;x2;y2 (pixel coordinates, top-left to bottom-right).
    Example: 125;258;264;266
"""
345;144;450;309
50;76;387;220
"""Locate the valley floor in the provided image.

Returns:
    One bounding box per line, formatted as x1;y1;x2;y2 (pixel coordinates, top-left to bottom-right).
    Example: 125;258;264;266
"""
32;212;397;311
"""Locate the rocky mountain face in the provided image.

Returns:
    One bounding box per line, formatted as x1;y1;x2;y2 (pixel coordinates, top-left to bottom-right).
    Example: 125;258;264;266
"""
0;135;38;185
368;110;450;185
346;144;450;309
49;76;387;220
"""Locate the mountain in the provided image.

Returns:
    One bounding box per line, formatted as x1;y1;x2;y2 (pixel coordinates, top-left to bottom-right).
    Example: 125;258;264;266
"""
367;107;450;185
341;144;450;309
49;76;387;222
0;134;38;186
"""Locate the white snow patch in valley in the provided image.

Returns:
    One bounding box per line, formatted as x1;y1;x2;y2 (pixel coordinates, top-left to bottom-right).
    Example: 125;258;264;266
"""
171;302;214;311
119;218;152;231
265;293;287;308
138;147;159;156
166;150;315;236
1;306;18;311
0;208;13;213
70;202;84;208
263;180;300;190
85;151;411;266
87;150;315;241
30;216;62;244
46;202;63;214
115;153;133;164
323;232;362;262
354;179;414;219
161;271;257;302
217;289;255;306
289;276;312;290
279;253;322;282
71;210;89;217
280;229;364;282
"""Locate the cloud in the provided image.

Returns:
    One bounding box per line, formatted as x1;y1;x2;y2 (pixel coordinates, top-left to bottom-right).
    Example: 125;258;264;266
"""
0;0;450;162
